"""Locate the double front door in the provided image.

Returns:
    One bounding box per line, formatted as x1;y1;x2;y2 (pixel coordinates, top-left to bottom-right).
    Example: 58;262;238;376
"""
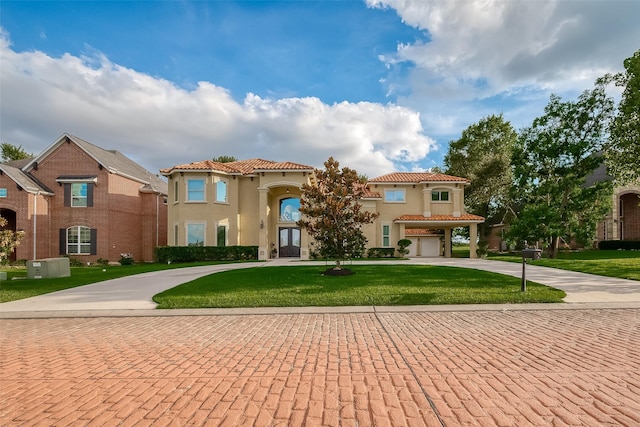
279;227;301;257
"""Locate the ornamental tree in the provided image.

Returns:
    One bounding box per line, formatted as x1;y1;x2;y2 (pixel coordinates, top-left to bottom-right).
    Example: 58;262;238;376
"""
297;157;378;269
0;216;25;264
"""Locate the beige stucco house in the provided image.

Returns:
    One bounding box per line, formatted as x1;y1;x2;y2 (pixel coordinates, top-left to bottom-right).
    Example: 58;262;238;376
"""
160;159;484;260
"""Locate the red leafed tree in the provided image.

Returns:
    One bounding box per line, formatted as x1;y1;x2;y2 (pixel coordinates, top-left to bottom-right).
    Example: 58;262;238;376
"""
297;157;378;270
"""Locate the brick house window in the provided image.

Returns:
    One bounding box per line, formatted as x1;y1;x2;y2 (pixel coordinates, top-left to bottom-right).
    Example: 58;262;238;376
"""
61;180;95;207
0;188;6;198
62;226;97;255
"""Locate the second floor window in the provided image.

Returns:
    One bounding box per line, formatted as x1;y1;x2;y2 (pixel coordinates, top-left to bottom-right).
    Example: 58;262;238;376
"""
384;190;405;202
431;191;450;201
187;179;205;201
216;179;227;203
71;183;88;207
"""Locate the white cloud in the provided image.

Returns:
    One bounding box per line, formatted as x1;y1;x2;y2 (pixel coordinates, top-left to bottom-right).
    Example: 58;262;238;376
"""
368;0;640;134
0;31;435;177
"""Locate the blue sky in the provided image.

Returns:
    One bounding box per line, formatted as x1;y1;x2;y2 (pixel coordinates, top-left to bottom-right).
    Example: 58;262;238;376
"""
1;1;639;177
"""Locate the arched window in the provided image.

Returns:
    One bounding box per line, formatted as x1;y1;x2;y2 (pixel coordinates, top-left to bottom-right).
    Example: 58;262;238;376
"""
280;197;301;222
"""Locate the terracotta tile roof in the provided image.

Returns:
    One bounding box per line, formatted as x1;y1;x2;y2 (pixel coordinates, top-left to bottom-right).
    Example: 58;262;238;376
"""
160;158;314;175
404;229;443;236
396;214;485;222
368;172;469;184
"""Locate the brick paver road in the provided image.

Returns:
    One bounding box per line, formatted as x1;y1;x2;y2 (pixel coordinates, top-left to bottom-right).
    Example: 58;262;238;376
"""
1;309;639;426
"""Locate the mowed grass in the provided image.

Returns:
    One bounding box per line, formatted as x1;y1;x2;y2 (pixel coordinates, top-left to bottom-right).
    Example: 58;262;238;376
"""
153;265;566;308
0;261;252;303
488;250;640;281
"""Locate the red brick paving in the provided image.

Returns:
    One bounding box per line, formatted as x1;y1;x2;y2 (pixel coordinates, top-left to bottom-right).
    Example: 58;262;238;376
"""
1;309;639;426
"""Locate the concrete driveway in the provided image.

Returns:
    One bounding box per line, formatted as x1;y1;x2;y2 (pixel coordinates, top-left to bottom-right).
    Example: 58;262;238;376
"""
1;258;639;316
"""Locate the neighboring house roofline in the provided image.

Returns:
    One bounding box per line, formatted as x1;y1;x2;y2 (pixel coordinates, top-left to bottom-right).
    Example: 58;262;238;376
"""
0;164;55;195
23;133;167;195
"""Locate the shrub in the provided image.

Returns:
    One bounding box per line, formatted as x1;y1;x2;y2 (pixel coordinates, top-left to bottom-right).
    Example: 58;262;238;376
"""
366;247;396;258
119;253;134;265
397;239;412;257
155;246;259;263
598;240;640;250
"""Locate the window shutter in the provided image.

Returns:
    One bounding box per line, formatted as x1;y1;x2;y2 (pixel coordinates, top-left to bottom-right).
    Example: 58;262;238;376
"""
59;229;66;255
90;229;97;255
87;184;94;207
64;184;71;207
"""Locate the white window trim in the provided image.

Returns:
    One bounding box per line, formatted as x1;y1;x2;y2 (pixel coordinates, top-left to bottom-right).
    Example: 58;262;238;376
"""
186;179;207;203
0;188;7;198
384;189;406;203
67;225;92;255
185;222;207;246
173;180;179;204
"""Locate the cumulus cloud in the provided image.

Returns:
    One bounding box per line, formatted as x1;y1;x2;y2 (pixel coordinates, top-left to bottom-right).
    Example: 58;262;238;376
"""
0;31;436;178
367;0;640;134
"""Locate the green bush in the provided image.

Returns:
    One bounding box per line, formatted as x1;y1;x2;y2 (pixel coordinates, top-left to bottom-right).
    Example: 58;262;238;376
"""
119;254;134;265
598;240;640;250
155;246;258;263
366;247;396;258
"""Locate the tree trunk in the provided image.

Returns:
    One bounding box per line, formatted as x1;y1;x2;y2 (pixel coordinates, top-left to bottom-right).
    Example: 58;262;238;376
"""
549;236;560;259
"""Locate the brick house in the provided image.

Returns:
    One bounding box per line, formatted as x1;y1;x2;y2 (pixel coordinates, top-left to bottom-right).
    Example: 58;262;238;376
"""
0;134;168;263
160;159;484;260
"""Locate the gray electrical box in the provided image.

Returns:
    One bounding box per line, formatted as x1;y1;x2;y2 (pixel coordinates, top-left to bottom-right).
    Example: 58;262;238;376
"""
27;258;71;279
522;248;542;260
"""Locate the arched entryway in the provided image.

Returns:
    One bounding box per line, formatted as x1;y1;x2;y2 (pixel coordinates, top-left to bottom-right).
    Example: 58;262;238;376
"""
619;192;640;240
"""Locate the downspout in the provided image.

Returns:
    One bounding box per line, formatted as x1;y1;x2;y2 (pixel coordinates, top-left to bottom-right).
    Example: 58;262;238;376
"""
33;191;38;260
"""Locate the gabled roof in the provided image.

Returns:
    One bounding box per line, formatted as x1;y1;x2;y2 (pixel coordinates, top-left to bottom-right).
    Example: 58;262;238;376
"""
24;133;167;195
0;164;54;195
368;172;469;184
160;158;315;176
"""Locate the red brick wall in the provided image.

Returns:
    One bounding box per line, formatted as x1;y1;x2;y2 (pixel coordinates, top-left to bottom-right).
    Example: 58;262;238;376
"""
25;140;167;263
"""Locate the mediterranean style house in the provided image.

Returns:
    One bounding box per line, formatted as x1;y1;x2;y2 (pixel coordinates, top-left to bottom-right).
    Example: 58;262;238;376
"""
160;158;484;260
0;134;168;263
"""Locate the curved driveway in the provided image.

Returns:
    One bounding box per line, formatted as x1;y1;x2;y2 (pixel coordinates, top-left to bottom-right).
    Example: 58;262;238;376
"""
1;258;639;316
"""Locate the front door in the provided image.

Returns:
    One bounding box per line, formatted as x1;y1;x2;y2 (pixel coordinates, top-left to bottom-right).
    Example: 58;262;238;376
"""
279;227;301;257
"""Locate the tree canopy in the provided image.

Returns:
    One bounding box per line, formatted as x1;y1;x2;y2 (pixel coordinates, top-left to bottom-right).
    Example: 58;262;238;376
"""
444;114;516;253
212;155;238;163
1;143;32;162
297;157;378;268
507;83;615;257
603;49;640;184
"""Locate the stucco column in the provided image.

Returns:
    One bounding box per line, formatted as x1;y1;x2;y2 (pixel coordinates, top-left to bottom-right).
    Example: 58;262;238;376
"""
258;187;269;260
444;228;452;258
422;187;432;217
453;187;462;217
469;223;478;259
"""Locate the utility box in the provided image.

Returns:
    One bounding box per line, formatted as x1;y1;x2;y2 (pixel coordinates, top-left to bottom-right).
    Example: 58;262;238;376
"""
27;258;71;279
522;248;542;260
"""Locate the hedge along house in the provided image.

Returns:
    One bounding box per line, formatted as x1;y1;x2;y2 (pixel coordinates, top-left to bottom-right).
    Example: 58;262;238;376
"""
161;159;484;260
364;172;484;258
0;134;168;263
160;159;317;261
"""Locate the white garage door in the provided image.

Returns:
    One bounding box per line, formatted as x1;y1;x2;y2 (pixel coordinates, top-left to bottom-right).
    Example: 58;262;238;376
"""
421;237;441;257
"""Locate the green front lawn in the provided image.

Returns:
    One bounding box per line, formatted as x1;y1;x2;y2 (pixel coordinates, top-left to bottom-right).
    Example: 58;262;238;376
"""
153;265;565;308
488;250;640;281
0;261;251;303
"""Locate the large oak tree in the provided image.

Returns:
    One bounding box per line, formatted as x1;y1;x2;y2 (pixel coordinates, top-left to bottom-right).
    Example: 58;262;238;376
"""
507;84;615;258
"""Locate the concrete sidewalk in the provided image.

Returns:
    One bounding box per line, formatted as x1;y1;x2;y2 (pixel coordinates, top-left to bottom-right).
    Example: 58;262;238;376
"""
1;258;639;316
